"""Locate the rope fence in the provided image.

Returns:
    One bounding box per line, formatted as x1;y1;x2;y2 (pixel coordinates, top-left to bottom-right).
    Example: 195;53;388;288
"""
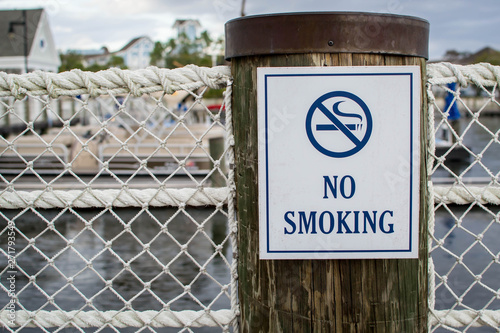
0;65;238;332
0;62;499;332
427;62;500;332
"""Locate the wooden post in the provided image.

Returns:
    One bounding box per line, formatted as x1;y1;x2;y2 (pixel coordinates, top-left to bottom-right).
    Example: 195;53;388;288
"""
226;12;429;332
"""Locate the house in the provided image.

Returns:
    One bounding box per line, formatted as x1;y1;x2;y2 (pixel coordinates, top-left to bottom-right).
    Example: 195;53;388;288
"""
0;8;60;73
171;19;204;56
114;36;154;70
77;47;111;68
80;36;154;70
173;19;201;41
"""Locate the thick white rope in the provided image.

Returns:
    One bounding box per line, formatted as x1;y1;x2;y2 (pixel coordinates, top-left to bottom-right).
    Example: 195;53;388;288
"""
4;185;497;209
0;309;233;328
426;68;438;317
433;185;500;205
223;79;240;331
0;65;231;99
427;62;500;88
429;310;500;328
0;187;229;209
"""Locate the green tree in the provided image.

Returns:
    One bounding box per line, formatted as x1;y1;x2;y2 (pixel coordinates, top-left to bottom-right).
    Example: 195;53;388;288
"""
166;53;212;69
474;51;500;65
83;56;126;72
85;63;106;72
150;41;166;67
162;30;219;69
59;52;127;72
166;38;176;52
150;29;224;69
58;52;84;72
199;30;212;49
108;55;126;68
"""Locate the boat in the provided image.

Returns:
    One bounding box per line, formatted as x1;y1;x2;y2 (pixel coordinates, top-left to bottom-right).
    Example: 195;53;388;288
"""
434;122;470;162
0;91;226;178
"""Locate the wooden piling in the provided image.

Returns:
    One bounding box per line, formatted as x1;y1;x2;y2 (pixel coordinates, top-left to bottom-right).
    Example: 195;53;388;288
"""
226;12;430;332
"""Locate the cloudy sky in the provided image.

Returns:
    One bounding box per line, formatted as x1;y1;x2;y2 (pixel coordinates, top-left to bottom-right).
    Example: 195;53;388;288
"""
0;0;498;60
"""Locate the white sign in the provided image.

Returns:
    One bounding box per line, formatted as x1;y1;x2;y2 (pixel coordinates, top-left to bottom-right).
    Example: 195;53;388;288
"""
257;66;421;260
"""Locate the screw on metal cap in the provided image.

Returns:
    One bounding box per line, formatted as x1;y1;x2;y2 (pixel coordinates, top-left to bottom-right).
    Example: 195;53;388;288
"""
225;12;429;60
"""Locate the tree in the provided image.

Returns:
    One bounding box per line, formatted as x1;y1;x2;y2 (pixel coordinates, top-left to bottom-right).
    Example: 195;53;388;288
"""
442;47;500;65
473;48;500;65
163;31;212;69
150;41;166;67
82;56;127;72
443;49;471;62
199;30;212;49
85;63;106;72
59;51;127;72
58;52;84;72
108;55;126;68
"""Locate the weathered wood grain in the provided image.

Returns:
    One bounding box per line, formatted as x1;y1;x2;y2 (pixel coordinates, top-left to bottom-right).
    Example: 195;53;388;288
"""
232;53;428;332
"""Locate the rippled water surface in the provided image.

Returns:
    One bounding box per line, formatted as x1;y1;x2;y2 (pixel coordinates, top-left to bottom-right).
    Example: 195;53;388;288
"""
1;207;232;332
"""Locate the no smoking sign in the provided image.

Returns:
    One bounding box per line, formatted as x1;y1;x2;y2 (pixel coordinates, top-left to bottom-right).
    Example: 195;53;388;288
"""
257;66;421;260
306;91;373;158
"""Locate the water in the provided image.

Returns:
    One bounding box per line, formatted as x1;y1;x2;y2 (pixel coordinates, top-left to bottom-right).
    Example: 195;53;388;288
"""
0;207;232;332
433;206;500;333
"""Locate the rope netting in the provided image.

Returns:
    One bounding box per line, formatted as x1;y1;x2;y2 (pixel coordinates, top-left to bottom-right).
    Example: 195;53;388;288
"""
0;62;499;332
0;65;238;332
427;62;500;332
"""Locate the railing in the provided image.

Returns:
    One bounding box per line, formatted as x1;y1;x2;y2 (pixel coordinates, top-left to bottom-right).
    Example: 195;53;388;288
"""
427;62;500;332
0;63;499;332
0;65;238;332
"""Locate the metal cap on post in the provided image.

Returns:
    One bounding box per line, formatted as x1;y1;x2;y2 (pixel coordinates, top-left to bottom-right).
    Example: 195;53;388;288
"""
226;12;429;59
227;12;430;332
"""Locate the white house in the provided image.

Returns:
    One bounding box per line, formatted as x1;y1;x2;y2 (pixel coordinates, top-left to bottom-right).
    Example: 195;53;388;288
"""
81;36;154;70
114;36;154;70
78;47;111;68
173;19;201;41
0;8;60;73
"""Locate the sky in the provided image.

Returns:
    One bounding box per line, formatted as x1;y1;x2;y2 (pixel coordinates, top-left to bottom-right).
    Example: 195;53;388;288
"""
0;0;499;60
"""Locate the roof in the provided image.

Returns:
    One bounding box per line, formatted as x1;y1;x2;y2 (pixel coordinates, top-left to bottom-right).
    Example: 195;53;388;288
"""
172;19;201;28
77;36;153;63
0;8;43;57
69;46;109;56
117;36;152;52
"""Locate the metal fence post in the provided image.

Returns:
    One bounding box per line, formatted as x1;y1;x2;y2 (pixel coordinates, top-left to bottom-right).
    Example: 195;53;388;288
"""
226;12;430;332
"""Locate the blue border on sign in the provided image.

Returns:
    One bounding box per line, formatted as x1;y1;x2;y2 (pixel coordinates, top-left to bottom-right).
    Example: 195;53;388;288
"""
263;72;416;254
